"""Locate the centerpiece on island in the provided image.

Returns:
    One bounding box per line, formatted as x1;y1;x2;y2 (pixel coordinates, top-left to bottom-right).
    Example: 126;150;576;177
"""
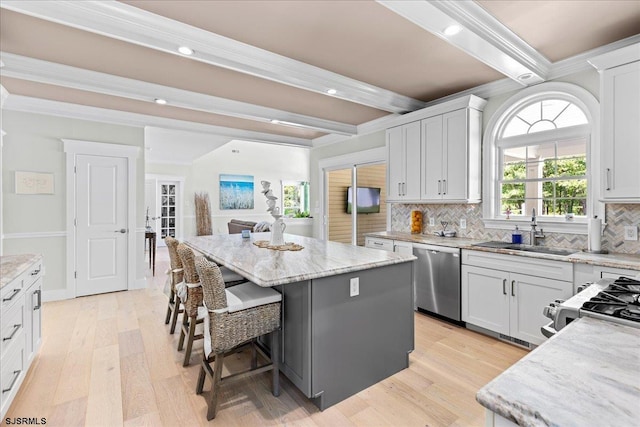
254;180;303;251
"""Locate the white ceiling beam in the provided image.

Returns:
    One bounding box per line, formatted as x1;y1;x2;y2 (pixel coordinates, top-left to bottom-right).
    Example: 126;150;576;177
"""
0;53;356;136
4;95;313;148
0;0;425;114
377;0;550;85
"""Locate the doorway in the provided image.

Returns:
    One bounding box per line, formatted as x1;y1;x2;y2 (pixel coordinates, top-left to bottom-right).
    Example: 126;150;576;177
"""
145;175;184;247
324;159;387;246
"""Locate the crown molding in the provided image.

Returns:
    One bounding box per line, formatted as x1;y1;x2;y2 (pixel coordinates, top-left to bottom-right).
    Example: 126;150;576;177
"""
0;0;424;114
4;95;313;148
587;39;640;71
0;53;355;136
377;0;547;85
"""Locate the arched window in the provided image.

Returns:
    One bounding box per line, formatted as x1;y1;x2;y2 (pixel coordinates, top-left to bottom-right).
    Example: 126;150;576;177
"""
483;83;600;233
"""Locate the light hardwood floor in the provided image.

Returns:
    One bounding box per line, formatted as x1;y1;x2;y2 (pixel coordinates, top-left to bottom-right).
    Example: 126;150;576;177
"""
4;247;526;426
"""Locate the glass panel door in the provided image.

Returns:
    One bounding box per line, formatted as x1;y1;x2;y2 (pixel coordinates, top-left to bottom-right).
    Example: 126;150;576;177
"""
159;182;177;240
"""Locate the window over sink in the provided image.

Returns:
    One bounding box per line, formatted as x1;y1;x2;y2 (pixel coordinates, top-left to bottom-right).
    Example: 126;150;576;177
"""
482;82;602;234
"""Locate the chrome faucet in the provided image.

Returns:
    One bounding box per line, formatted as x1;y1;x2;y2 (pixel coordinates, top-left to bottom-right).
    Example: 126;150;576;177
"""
530;208;545;245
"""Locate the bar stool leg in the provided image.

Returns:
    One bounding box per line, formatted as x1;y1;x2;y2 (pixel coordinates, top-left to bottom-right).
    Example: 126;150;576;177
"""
183;317;197;366
169;295;181;334
178;315;188;351
165;289;174;324
207;354;224;420
272;329;280;397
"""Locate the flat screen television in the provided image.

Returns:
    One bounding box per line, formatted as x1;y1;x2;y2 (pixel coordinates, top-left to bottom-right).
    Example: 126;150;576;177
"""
346;187;381;214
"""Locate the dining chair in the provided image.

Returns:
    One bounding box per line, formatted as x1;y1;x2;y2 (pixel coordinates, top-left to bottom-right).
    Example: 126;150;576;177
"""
164;236;184;334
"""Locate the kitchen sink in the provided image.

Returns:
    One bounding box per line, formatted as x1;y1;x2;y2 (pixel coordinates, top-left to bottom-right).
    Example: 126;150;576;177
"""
472;241;577;256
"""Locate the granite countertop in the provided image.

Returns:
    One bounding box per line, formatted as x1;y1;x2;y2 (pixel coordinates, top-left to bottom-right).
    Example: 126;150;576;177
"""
366;231;640;270
185;233;416;287
0;254;42;289
476;317;640;426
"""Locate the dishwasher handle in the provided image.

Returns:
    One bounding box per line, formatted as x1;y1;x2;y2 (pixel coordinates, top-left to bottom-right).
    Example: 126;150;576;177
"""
412;243;460;255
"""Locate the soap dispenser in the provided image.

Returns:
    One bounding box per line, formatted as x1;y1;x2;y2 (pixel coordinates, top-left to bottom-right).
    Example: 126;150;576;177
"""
511;226;522;244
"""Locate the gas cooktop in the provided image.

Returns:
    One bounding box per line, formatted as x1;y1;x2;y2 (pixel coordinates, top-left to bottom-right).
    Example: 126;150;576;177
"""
581;277;640;323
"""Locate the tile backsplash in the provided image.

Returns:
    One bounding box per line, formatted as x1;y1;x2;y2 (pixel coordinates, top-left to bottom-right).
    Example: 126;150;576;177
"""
391;203;640;254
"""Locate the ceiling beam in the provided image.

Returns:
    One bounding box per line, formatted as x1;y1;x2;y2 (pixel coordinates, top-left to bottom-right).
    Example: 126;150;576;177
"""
377;0;550;85
1;53;357;136
0;0;426;114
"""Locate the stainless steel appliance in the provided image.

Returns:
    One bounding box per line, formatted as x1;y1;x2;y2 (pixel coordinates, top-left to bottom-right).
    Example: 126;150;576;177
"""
542;276;640;337
413;243;461;322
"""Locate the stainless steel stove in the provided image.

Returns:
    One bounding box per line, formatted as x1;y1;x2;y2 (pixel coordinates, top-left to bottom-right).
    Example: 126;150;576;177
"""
542;276;640;337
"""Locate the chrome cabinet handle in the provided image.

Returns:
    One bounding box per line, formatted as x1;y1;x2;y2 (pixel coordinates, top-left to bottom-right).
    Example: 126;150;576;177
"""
3;324;21;342
605;168;611;191
502;279;507;295
2;288;20;302
402;182;406;196
2;370;21;394
398;183;401;196
438;180;441;195
115;229;127;233
34;289;42;310
443;179;447;195
31;269;40;276
511;280;516;297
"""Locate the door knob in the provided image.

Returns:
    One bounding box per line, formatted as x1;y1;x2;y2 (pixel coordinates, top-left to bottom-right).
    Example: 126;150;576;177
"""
115;229;127;233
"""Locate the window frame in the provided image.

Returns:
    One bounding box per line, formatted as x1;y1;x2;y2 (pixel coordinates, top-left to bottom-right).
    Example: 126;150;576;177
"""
281;180;310;217
482;82;602;234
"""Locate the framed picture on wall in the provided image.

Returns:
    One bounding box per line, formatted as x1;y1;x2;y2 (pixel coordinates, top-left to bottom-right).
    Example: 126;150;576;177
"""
219;174;254;209
15;171;55;194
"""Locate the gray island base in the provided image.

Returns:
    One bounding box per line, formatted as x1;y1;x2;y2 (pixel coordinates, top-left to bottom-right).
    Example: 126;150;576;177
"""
185;233;415;410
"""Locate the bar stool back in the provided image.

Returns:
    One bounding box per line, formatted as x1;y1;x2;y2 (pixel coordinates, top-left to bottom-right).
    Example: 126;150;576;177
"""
164;237;184;334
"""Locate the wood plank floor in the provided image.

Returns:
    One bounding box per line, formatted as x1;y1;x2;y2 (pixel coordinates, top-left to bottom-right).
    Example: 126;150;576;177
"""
3;247;527;426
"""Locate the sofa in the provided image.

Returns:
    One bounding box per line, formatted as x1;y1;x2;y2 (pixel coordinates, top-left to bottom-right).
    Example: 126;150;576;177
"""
227;219;257;234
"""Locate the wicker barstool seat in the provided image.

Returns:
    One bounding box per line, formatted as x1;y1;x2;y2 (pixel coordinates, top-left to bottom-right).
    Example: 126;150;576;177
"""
164;237;184;334
194;256;281;420
176;243;206;367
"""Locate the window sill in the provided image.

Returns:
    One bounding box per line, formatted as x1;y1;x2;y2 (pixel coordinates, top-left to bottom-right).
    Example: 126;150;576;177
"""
482;218;592;235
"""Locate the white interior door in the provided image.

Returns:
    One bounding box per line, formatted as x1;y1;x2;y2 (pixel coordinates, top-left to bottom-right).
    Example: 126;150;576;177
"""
76;154;128;296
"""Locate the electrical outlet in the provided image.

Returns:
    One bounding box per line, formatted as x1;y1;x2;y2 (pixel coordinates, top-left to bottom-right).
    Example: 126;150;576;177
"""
429;217;435;227
624;226;638;241
350;277;359;297
460;218;467;229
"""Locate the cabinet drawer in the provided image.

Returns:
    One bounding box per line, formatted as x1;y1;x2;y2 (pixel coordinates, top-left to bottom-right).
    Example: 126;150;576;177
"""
24;261;43;289
462;250;573;282
1;299;25;359
1;336;25;414
1;279;24;311
365;237;394;252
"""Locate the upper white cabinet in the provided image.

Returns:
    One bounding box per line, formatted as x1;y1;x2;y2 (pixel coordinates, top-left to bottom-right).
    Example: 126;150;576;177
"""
589;44;640;202
386;95;485;204
421;108;482;202
387;121;421;201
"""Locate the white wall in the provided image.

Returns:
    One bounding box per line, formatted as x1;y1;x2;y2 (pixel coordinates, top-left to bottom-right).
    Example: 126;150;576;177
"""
1;110;145;298
149;139;311;236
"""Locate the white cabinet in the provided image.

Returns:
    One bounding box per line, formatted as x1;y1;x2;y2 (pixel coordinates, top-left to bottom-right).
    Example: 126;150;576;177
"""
590;45;640;202
393;240;413;255
573;262;639;293
387;121;421;201
461;250;573;346
421;108;481;202
365;236;394;252
0;256;43;419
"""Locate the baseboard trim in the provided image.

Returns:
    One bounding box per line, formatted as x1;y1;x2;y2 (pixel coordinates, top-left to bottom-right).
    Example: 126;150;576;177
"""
133;278;148;290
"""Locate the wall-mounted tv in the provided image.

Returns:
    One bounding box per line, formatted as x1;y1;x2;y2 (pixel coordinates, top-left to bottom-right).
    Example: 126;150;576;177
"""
346;187;381;214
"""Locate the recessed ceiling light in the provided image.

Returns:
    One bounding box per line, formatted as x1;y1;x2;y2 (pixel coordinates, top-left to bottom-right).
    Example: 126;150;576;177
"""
271;119;280;124
327;89;337;95
443;25;462;36
154;98;167;105
518;73;533;81
178;46;194;55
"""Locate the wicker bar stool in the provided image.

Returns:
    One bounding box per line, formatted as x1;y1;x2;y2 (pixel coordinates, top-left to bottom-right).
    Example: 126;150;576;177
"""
176;243;206;367
194;256;281;420
164;237;184;334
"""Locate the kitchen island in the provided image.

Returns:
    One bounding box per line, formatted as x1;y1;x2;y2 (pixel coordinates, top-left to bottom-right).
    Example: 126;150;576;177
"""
477;316;640;426
185;233;416;410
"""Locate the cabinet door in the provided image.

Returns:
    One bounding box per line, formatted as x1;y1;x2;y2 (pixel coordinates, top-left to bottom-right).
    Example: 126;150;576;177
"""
461;265;509;335
421;115;443;200
602;61;640;200
387;126;404;200
442;109;467;200
509;273;572;346
404;122;422;199
393;240;413;255
29;278;43;358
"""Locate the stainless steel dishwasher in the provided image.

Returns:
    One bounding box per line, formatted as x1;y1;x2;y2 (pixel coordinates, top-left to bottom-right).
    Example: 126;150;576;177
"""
412;243;461;323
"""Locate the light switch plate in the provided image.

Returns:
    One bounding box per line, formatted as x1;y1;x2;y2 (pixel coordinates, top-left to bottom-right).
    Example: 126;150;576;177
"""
624;226;638;241
460;218;467;229
350;277;359;297
429;217;435;227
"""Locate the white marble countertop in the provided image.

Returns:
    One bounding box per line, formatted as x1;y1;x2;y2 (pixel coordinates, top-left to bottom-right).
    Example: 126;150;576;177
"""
476;317;640;427
1;253;42;289
366;231;640;270
185;233;416;287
